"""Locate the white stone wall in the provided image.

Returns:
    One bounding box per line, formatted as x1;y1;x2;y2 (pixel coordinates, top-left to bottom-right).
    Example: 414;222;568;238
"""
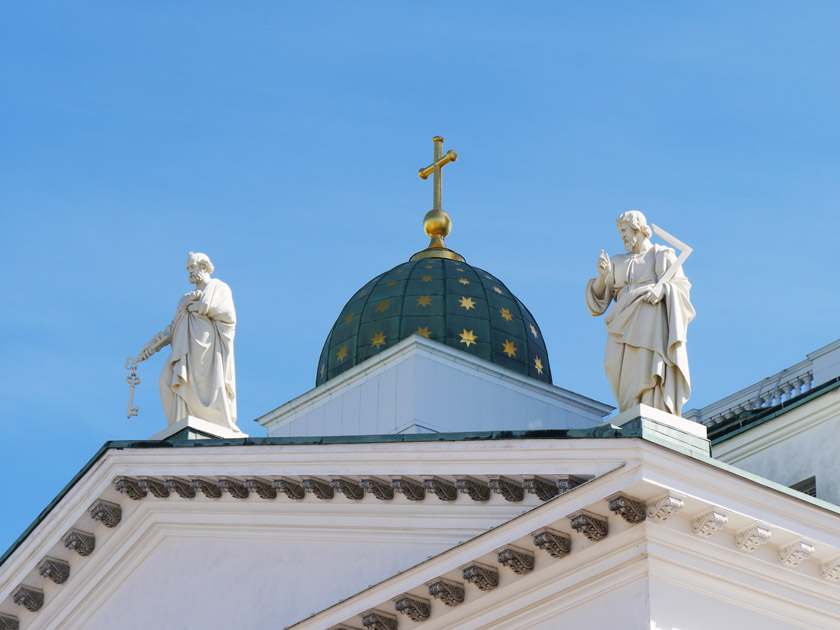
712;387;840;505
258;336;612;437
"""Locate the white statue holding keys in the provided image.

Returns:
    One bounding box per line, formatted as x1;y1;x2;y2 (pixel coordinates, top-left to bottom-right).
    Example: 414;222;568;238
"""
138;252;240;433
585;211;695;416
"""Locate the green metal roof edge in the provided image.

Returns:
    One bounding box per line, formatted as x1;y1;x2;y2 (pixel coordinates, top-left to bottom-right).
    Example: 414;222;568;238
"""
0;425;637;569
710;377;840;445
0;442;111;569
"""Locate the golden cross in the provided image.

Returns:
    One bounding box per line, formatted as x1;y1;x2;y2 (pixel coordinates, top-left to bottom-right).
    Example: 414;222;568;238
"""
418;136;457;211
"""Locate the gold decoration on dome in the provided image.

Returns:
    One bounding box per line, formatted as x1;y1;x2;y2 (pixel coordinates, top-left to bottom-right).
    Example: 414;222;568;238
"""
493;286;503;294
376;300;391;313
421;275;432;283
344;312;355;324
319;363;326;378
459;296;476;310
499;307;513;322
415;325;432;338
529;324;539;339
409;136;466;263
459;329;478;347
502;339;518;358
458;278;470;285
370;331;387;348
386;279;397;287
534;356;544;374
416;295;432;308
336;345;349;361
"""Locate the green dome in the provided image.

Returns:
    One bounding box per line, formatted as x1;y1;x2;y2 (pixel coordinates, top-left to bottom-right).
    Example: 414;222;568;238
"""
316;258;552;386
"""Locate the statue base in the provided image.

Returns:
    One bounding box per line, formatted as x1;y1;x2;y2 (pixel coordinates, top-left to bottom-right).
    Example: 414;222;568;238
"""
605;404;709;457
149;416;248;441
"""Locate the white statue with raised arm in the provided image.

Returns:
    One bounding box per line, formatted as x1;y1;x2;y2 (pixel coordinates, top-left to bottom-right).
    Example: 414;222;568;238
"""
138;252;240;432
585;211;695;416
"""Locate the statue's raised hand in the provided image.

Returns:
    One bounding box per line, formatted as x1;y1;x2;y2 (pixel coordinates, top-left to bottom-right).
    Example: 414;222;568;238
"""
597;250;611;277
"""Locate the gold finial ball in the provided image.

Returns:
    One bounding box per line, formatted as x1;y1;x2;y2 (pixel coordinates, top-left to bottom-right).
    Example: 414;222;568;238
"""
423;208;451;239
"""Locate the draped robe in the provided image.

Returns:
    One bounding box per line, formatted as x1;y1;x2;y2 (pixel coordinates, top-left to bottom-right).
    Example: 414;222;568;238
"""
159;278;239;431
586;244;694;416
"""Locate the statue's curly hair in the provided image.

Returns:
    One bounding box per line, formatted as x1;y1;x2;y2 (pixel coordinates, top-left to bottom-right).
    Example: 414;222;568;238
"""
616;210;652;238
187;251;214;274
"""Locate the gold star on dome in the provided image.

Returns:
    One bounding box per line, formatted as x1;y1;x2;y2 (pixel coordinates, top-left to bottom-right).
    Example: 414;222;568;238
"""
425;265;433;269
344;312;355;324
458;277;470;285
416;295;432;308
421;275;432;283
395;269;403;274
370;331;387;348
319;363;326;378
529;324;539;339
502;339;518;357
386;279;397;287
456;267;465;272
534;356;544;375
485;274;493;280
499;307;513;322
376;300;391;313
336;345;348;361
415;325;432;338
459;329;478;347
459;296;476;311
493;286;503;295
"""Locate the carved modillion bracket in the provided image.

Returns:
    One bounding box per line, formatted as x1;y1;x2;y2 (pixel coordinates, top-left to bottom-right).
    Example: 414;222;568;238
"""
424;477;458;501
138;477;170;498
361;477;394;500
556;474;587;494
90;499;122;528
62;528;95;556
393;594;431;621
391;476;426;501
455;477;490;501
427;577;465;606
734;524;772;553
38;557;70;584
779;540;815;567
569;510;608;541
821;557;840;582
462;562;499;591
523;475;558;501
497;545;535;574
217;477;249;499
331;477;365;501
691;510;728;538
646;493;684;522
164;477;196;498
0;612;19;630
13;585;44;612
606;493;647;524
532;527;572;558
273;477;305;500
114;476;146;500
190;478;222;499
302;477;335;500
487;476;524;502
361;609;397;630
244;478;277;499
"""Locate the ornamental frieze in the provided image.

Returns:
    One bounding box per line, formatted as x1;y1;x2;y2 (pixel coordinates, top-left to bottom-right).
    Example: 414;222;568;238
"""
331;477;365;501
0;612;19;630
606;493;647;524
569;510;608;541
423;477;458;502
13;585;44;612
497;546;535;574
455;477;490;501
361;477;394;500
533;527;572;558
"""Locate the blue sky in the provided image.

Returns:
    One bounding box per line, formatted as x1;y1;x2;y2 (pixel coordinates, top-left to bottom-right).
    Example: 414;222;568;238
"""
1;2;838;552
